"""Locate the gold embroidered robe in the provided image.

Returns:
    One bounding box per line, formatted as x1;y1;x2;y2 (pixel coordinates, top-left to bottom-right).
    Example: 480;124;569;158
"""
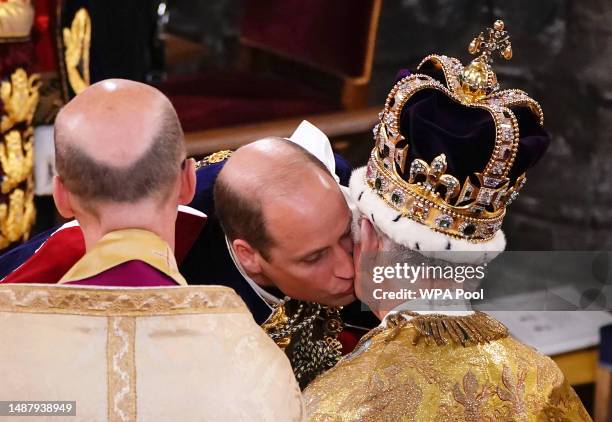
303;311;591;422
0;284;305;421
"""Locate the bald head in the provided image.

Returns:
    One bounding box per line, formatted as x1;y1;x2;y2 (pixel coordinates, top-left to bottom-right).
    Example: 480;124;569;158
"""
55;79;185;205
215;137;338;257
223;137;334;198
56;79;175;166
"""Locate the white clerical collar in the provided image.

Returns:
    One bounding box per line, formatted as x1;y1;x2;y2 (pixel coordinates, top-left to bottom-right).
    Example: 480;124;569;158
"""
225;235;282;309
289;120;356;211
379;300;475;328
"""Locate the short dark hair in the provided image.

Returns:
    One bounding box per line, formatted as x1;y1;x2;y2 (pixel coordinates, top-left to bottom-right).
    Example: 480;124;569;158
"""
214;140;332;260
55;102;184;205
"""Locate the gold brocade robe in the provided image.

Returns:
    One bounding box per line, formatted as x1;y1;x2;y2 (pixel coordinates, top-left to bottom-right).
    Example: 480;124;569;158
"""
0;284;305;421
303;311;591;422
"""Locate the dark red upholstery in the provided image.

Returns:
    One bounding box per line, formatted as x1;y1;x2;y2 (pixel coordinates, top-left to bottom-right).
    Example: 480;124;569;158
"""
157;1;378;132
157;72;338;132
241;0;376;78
32;0;59;73
0;42;34;77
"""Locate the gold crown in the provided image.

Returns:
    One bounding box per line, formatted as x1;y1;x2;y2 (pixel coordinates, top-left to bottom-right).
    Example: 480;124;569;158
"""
0;0;34;41
365;20;544;243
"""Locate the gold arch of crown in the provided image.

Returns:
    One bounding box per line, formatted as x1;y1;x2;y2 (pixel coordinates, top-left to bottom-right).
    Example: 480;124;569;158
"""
365;22;544;242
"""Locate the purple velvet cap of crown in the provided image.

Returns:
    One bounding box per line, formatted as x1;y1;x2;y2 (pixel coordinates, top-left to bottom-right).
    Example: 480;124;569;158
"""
389;68;550;185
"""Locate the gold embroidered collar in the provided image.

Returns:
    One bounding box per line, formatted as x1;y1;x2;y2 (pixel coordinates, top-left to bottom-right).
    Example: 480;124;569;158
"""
59;229;187;286
373;311;508;347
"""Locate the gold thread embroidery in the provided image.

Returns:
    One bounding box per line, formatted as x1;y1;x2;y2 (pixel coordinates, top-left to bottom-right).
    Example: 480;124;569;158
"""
303;313;591;421
107;316;136;422
453;370;494;422
361;364;423;419
0;285;248;316
496;365;527;419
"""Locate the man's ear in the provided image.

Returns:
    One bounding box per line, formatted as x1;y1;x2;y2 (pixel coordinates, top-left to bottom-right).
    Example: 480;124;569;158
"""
178;158;196;205
52;175;75;219
232;238;263;276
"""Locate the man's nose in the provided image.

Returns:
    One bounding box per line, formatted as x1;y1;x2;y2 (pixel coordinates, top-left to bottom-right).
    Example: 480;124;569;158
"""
333;245;355;280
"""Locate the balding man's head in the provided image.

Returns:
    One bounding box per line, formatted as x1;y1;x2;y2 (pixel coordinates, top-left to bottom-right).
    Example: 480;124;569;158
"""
215;137;334;256
214;136;355;306
54;79;185;206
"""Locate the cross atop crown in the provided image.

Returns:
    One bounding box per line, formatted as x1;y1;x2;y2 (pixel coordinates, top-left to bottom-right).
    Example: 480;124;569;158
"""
468;20;513;63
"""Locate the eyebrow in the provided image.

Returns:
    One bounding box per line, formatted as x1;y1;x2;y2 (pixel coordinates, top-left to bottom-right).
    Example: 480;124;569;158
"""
296;218;352;262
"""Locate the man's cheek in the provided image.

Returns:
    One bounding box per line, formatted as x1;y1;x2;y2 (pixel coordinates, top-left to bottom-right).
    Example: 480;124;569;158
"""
306;263;336;295
289;266;325;293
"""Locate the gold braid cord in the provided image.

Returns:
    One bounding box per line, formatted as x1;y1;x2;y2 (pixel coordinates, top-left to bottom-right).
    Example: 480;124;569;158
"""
0;68;39;250
262;300;344;389
63;8;91;96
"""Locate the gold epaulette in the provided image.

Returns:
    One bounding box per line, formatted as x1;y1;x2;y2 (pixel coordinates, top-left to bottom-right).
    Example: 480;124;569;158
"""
195;150;233;170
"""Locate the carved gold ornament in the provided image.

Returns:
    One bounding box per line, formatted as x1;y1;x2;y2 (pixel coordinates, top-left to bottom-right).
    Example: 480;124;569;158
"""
1;128;33;193
0;67;39;250
0;68;40;131
63;8;91;95
0;186;35;249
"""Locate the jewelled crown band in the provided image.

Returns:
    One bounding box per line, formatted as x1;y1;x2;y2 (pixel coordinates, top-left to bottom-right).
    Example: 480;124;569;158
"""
365;20;544;243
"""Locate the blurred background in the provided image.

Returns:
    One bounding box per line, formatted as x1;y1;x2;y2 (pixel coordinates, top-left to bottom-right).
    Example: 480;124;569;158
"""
2;0;610;253
164;0;612;253
4;0;610;252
